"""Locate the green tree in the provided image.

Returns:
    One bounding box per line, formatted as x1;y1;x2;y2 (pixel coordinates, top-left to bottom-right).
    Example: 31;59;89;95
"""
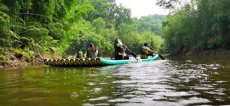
162;0;230;54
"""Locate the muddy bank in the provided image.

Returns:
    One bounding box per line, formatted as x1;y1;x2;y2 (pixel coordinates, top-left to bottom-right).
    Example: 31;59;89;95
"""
170;49;230;56
0;56;45;69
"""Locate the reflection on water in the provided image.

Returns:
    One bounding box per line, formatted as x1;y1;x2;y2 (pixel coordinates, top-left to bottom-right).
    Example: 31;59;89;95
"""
0;56;230;105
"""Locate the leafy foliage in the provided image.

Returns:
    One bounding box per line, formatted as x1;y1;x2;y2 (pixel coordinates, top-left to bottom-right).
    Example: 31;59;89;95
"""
0;0;165;63
161;0;230;54
137;15;165;35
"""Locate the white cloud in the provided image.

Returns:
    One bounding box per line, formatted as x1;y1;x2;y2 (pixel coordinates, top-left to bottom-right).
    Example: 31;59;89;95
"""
116;0;169;18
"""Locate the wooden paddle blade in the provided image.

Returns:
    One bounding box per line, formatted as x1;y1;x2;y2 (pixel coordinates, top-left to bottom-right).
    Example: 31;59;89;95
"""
159;54;165;60
131;52;137;58
131;52;141;61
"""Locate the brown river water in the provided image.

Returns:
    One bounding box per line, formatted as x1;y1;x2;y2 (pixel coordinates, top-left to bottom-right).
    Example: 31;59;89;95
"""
0;56;230;106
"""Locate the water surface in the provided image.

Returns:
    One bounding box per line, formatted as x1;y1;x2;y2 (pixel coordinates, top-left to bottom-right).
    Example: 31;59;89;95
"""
0;56;230;106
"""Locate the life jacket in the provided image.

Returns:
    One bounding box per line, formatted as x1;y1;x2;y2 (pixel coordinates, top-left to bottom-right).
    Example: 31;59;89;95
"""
140;46;151;59
140;46;147;54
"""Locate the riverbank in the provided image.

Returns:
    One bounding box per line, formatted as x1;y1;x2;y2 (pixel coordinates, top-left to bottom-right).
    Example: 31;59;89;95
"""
1;49;230;69
0;56;44;69
0;47;62;69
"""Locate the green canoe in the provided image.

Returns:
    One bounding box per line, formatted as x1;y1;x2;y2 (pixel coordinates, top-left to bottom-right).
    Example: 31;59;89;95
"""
100;54;160;65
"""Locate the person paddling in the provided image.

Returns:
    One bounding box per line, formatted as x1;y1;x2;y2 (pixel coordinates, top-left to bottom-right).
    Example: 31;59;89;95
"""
140;43;156;59
114;38;129;60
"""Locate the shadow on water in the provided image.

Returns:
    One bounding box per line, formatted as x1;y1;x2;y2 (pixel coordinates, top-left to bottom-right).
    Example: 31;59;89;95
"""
0;56;230;106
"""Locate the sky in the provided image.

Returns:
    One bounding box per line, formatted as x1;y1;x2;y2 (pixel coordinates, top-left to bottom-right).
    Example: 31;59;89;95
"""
115;0;169;18
115;0;189;18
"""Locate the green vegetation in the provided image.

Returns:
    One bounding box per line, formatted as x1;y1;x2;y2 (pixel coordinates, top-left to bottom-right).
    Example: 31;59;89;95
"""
158;0;230;54
0;0;164;65
3;0;228;66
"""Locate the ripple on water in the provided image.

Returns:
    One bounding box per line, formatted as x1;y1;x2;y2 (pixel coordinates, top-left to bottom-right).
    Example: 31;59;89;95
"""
0;57;229;106
107;59;230;105
92;88;102;94
178;97;211;105
87;82;96;86
89;96;109;101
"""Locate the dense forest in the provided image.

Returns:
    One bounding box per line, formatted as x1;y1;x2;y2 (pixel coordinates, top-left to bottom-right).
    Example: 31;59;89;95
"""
0;0;229;66
0;0;165;65
160;0;230;54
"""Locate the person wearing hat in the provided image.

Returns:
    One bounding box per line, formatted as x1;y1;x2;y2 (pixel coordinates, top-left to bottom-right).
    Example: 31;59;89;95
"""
140;43;156;59
87;43;98;58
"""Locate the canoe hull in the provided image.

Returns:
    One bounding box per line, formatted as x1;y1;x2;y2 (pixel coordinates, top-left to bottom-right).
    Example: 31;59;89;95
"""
100;54;159;65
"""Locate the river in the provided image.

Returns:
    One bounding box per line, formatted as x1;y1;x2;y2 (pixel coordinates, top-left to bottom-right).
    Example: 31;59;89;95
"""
0;56;230;106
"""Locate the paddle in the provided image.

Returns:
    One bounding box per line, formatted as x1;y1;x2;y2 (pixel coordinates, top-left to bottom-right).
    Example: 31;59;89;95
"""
149;46;165;60
123;45;140;61
117;39;140;61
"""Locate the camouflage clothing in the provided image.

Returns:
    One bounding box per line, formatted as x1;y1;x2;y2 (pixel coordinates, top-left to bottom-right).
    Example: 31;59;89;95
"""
87;47;98;58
